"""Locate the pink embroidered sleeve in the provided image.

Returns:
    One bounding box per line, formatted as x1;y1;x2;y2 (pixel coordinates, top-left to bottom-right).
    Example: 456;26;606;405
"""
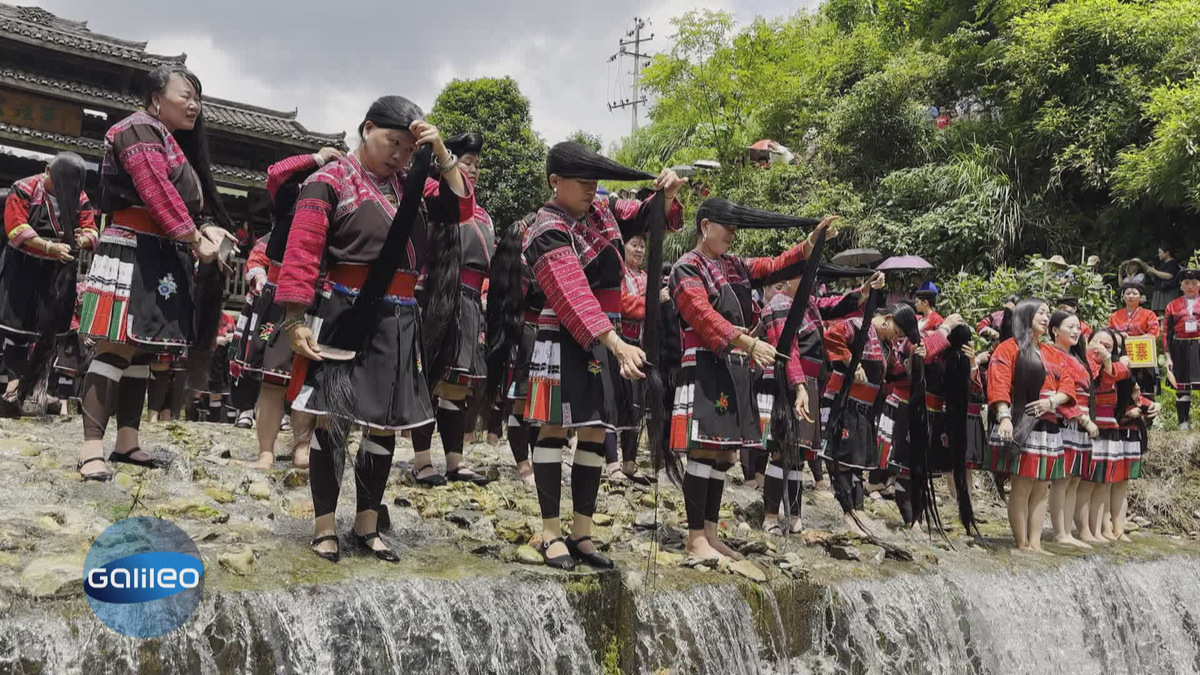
119;135;197;240
266;154;320;198
611;195;685;235
244;239;270;283
77;200;98;249
423;175;475;224
276;184;335;307
532;238;614;349
743;241;808;283
673;265;739;354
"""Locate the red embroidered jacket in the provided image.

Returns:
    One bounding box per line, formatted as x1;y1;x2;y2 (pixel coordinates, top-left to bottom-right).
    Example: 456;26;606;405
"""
976;310;1006;335
1109;307;1159;338
276;154;475;306
1054;348;1093;421
671;242;810;356
986;339;1075;421
4;173;96;255
822;317;889;406
1163;295;1200;350
100;111;203;240
523;195;681;350
267;153;321;198
762;291;860;387
918;311;944;334
620;264;648;342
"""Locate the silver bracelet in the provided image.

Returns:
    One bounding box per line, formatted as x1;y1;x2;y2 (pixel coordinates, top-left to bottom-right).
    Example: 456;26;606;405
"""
436;153;459;174
996;410;1012;421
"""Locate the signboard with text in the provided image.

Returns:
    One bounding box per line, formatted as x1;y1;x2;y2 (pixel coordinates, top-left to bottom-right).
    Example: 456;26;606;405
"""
1126;334;1157;369
0;88;83;136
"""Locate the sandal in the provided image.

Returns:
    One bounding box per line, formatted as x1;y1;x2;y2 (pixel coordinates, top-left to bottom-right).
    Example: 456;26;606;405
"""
539;537;576;571
77;456;113;482
354;531;400;563
764;521;785;537
411;464;447;487
566;536;614;569
446;467;493;486
622;468;656;487
109;447;168;469
310;534;340;563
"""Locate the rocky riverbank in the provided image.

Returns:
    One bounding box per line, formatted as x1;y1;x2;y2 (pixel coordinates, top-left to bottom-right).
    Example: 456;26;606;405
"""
1;417;1198;673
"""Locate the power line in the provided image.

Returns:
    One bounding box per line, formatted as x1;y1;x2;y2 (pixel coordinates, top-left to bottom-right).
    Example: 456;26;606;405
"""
607;17;653;134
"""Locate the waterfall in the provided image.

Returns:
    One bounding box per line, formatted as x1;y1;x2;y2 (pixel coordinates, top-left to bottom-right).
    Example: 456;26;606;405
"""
797;557;1200;675
1;577;600;675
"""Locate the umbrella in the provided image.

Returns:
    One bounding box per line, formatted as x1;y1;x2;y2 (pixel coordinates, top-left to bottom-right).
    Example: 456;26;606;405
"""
748;139;775;151
819;263;876;279
876;255;933;272
831;248;883;267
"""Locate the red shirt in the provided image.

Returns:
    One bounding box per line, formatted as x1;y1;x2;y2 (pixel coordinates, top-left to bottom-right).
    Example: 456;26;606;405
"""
1164;295;1200;350
986;338;1075;420
1108;307;1159;338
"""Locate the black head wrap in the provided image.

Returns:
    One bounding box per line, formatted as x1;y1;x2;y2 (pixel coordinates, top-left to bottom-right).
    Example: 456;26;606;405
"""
1180;269;1200;282
545;141;654;182
694;198;821;230
1119;281;1146;298
1057;296;1080;309
445;132;484;157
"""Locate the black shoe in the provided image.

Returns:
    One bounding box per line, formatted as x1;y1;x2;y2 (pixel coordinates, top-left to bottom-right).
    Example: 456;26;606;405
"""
76;456;113;482
622;469;656;487
109;447;169;469
540;537;577;571
311;534;340;563
354;531;400;563
566;536;614;569
446;467;493;486
411;464;447;487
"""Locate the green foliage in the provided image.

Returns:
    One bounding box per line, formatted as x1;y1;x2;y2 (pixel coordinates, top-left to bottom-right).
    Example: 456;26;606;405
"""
1113;79;1200;212
566;130;603;153
936;256;1114;327
427;77;549;228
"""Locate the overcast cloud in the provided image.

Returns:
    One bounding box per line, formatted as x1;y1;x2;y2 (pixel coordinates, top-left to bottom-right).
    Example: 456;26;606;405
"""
34;0;816;151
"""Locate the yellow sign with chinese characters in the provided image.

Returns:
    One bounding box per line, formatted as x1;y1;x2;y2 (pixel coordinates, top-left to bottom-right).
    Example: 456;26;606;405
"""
0;88;82;136
1126;334;1157;368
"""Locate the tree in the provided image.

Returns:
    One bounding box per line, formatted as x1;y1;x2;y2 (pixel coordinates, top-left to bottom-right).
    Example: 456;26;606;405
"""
427;77;549;228
565;130;602;152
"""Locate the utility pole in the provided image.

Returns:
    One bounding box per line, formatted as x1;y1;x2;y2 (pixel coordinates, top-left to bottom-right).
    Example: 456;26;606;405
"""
608;17;653;134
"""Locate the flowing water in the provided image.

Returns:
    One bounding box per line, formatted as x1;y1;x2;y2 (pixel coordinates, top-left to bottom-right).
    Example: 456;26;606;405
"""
5;557;1200;674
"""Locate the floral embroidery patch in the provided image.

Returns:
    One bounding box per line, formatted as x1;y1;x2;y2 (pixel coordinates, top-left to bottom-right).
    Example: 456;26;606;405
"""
157;274;178;299
415;355;423;373
588;360;602;376
478;330;486;345
259;322;274;341
715;393;729;413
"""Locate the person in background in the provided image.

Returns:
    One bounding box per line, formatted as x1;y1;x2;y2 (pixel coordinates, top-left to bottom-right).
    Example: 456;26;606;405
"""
978;294;1020;342
1108;282;1160;398
1147;243;1182;313
1164;269;1200;431
1056;297;1092;343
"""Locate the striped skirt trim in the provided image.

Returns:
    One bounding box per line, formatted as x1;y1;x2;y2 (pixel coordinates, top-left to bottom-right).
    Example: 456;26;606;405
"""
1061;420;1093;478
986;420;1065;481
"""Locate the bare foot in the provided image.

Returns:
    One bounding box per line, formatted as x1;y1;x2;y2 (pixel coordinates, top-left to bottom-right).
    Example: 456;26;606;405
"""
685;539;728;564
707;534;744;561
487;432;501;446
1116;533;1132;542
1031;547;1055;557
1078;531;1103;544
843;513;869;537
1055;535;1091;549
245;452;275;470
292;445;310;469
312;530;338;555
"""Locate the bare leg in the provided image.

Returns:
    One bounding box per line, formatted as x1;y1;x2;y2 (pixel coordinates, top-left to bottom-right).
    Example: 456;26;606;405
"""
247;384;286;469
1027;480;1053;555
1008;476;1033;549
1075;481;1099;542
1111;480;1132;541
290;411;314;469
1050;479;1086;548
1089;484;1112;542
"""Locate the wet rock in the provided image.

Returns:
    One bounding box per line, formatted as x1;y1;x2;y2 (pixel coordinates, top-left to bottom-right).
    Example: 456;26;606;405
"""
282;470;308;489
591;513;613;526
469;518;496;540
829;544;861;561
730;559;767;582
634;510;659;530
800;529;834;546
154;497;229;524
35;516;62;533
204;487;235;504
495;517;532;545
446;509;486;528
783;552;803;568
247;481;271;500
17;444;39;457
114;473;135;491
19;555;85;598
736;540;770;556
514;545;542;565
218;546;257;576
33;455;59;471
861;545;886;564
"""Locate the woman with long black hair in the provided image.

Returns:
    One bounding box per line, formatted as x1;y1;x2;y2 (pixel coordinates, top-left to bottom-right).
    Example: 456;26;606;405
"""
483;213;541;487
1047;310;1099;549
524;142;683;570
0;152;93;406
75;65;235;481
1082;328;1132;542
987;298;1075;554
411;132;495;486
277;95;473;563
669;200;834;561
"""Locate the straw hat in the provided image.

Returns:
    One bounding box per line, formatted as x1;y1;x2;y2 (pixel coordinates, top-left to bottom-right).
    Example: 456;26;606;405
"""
1046;255;1069;269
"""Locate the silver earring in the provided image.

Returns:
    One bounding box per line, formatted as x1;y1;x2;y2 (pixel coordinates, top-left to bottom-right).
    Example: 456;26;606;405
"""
153;103;160;116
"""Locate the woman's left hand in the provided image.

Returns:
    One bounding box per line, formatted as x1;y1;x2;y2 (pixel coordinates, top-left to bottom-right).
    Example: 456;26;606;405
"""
793;384;813;423
1025;398;1054;416
654;168;688;202
410;120;448;162
807;216;840;248
1146;402;1161;418
75;233;93;251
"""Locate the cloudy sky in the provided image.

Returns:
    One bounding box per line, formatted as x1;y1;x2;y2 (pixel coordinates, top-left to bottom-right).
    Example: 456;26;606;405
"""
35;0;816;151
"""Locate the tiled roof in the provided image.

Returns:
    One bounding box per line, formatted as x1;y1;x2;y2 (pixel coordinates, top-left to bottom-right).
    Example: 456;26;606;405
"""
0;4;184;66
0;121;267;187
0;67;345;149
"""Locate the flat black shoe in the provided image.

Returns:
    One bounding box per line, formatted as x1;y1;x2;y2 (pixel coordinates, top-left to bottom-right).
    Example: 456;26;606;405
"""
109;448;168;469
411;464;447;487
622;469;656;487
76;456;112;482
311;534;340;563
446;467;493;486
566;536;614;569
540;537;577;571
354;531;400;563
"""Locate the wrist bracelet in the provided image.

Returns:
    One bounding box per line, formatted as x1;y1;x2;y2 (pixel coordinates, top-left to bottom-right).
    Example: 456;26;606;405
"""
996;411;1012;421
436;153;458;174
278;316;305;334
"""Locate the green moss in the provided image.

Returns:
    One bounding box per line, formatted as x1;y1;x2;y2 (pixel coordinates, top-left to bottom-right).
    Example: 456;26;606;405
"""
566;576;602;595
603;635;622;675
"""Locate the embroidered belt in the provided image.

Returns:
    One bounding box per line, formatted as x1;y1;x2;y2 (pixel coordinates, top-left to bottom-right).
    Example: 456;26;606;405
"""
327;264;418;298
524;309;541;324
108;208;167;236
461;268;486;292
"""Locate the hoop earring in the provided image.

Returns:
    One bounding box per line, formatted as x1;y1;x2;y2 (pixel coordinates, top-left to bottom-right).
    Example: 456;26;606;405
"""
153;103;160;116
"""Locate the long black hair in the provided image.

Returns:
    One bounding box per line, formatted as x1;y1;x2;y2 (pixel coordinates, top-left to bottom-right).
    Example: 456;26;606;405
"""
879;302;920;344
943;323;980;537
481;214;535;407
1048;310;1088;367
1011;298;1048;409
997;293;1020;344
14;152;88;404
